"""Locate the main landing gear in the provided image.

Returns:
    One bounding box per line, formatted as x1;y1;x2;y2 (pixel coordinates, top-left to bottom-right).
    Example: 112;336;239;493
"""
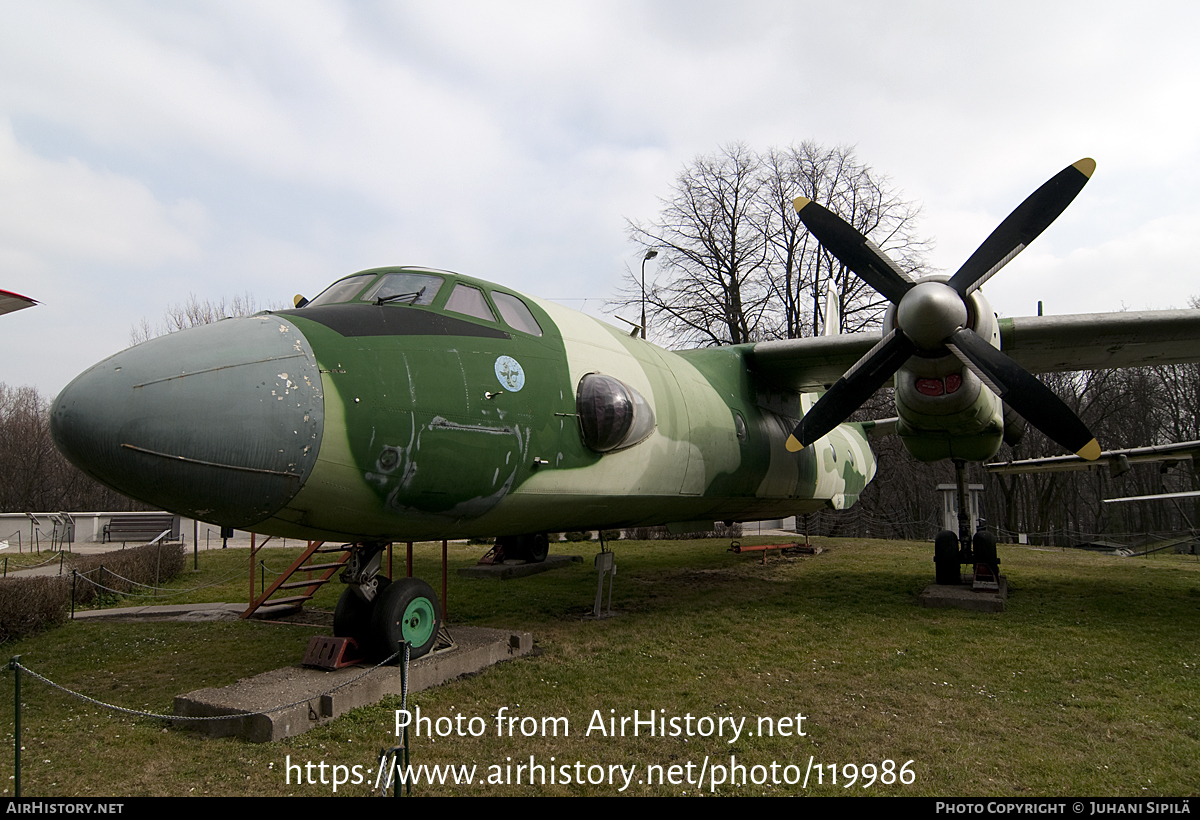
933;459;1000;587
333;541;441;660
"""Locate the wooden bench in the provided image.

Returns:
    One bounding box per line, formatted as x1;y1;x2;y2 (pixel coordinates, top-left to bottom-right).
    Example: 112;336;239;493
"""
103;513;180;544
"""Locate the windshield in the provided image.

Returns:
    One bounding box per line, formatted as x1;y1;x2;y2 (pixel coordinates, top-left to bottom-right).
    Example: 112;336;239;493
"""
360;273;444;306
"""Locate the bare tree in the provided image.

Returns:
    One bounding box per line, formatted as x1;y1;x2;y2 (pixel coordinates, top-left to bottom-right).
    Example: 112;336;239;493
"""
0;383;144;513
760;143;930;338
129;292;280;345
624;143;773;346
619;142;929;345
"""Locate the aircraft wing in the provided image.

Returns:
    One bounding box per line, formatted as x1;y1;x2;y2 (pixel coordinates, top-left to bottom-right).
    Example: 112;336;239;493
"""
745;333;877;392
997;310;1200;372
745;309;1200;393
0;289;37;317
987;439;1200;475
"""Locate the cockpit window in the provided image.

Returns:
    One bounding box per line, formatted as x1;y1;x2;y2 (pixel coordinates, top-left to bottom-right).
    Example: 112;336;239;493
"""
360;272;443;306
492;292;543;337
305;274;374;307
444;284;497;322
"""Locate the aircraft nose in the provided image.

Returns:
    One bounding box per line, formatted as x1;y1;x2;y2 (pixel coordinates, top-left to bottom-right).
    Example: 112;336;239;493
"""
51;315;324;528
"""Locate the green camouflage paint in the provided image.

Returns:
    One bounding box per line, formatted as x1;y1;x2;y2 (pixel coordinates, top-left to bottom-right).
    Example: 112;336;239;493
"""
255;268;877;541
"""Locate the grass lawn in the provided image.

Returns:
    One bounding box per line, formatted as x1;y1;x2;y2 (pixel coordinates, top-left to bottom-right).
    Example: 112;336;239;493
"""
1;536;1197;797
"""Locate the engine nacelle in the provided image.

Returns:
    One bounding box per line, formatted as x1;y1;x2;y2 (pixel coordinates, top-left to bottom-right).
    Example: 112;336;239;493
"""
884;277;1005;462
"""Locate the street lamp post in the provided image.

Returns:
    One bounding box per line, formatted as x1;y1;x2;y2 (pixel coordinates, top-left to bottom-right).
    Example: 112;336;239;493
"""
640;249;658;339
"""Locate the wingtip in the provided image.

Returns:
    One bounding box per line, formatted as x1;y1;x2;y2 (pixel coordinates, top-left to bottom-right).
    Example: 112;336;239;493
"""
785;434;804;453
792;196;812;214
1076;438;1101;461
1072;158;1097;179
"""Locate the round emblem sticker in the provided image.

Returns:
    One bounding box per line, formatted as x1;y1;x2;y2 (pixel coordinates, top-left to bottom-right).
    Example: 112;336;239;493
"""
494;355;525;392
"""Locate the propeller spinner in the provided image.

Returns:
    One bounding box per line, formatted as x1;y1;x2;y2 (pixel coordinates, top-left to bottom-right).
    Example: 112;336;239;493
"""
786;158;1100;462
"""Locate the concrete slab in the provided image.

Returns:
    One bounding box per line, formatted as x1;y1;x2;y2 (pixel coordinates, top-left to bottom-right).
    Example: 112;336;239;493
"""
457;553;582;580
174;626;533;742
918;575;1008;613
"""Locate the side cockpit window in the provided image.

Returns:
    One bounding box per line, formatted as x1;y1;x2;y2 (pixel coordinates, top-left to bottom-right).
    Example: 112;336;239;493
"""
576;373;655;452
445;284;497;322
305;274;375;307
492;292;543;337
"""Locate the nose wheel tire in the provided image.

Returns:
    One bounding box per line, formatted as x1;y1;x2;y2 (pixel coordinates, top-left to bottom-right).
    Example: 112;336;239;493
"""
370;577;442;660
333;579;391;657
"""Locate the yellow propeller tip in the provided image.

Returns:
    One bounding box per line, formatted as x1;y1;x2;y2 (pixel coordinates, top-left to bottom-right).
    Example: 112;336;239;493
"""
785;435;804;453
1073;158;1096;179
1076;439;1101;461
792;196;812;213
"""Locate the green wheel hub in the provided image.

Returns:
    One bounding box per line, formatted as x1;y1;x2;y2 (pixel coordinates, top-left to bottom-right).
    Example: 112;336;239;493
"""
370;576;442;660
401;596;437;647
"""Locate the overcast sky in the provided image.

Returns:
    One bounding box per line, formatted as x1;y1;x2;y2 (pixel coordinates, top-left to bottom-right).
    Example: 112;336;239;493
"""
3;1;1199;397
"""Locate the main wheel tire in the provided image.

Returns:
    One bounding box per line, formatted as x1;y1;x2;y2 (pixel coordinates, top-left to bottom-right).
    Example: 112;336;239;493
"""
498;533;549;563
495;535;521;561
333;579;390;649
370;577;441;660
528;533;549;563
972;531;998;565
934;530;961;585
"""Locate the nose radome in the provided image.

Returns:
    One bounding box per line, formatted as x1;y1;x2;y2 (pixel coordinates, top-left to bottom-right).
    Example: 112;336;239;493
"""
51;315;324;528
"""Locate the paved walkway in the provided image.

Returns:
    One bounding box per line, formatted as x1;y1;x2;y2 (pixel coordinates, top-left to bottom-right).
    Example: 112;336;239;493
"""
70;601;250;621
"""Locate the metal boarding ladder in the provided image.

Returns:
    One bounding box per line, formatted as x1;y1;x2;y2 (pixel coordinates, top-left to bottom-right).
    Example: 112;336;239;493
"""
241;539;351;618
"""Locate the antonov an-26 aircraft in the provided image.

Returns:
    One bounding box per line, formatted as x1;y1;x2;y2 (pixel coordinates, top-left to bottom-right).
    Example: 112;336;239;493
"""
50;158;1200;658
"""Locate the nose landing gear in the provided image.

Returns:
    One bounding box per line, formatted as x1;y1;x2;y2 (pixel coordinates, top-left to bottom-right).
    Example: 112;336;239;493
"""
332;541;442;661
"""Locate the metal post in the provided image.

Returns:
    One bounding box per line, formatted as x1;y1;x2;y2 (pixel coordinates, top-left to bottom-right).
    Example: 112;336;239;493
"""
441;540;448;622
10;655;20;797
406;541;413;578
193;519;198;570
400;640;410;796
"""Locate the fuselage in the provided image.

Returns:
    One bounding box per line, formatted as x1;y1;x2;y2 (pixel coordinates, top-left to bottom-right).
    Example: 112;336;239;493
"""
51;267;876;541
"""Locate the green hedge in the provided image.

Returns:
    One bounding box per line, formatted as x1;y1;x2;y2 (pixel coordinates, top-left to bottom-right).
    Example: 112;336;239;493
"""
0;541;185;642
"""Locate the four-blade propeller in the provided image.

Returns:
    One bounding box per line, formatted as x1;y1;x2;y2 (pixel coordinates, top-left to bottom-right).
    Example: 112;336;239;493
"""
786;158;1100;462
